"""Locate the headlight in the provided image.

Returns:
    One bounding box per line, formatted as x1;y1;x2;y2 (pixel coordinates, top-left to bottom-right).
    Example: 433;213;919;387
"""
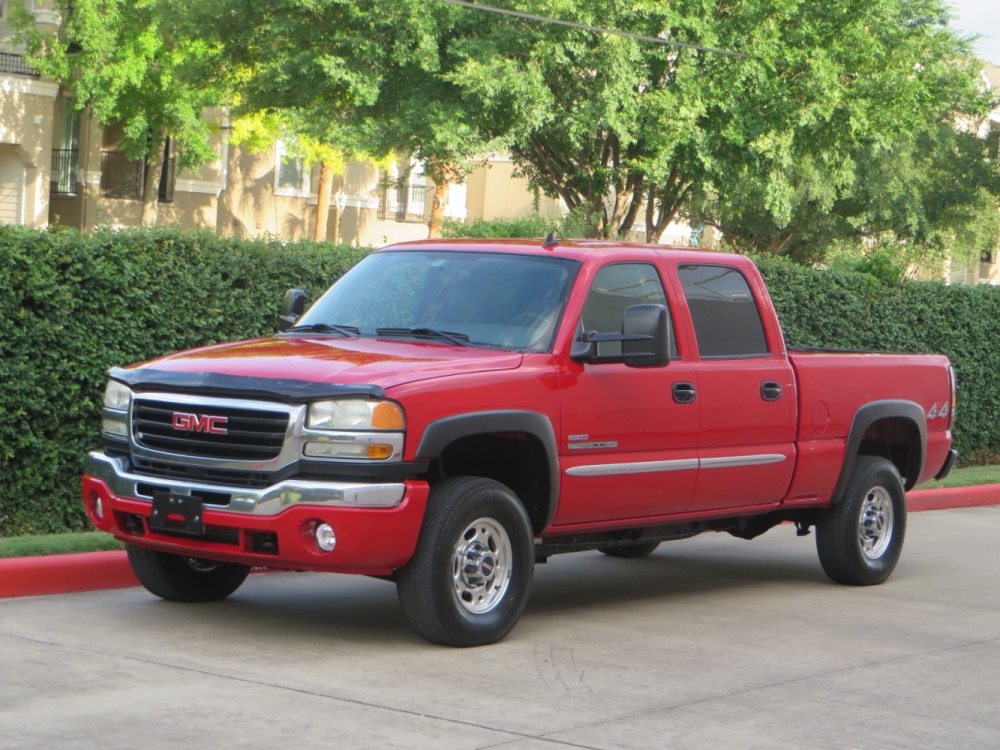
307;399;405;431
102;380;132;439
104;380;132;411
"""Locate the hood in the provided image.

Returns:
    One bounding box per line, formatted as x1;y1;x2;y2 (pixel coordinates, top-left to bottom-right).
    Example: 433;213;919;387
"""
123;335;523;394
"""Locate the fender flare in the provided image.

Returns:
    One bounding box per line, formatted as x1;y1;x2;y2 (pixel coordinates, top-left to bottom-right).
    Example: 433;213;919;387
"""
415;410;560;526
832;400;927;502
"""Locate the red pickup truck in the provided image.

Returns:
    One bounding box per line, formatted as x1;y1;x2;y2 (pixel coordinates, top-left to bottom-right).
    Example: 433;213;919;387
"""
83;238;957;646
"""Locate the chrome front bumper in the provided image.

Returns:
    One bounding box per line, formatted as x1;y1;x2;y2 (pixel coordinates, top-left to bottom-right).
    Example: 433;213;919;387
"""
84;452;406;516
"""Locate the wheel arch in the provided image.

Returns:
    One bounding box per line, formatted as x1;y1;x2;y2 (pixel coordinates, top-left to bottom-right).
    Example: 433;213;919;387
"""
832;400;926;502
414;410;559;533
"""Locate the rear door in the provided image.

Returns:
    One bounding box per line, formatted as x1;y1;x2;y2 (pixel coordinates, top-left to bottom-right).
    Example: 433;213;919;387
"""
672;262;796;512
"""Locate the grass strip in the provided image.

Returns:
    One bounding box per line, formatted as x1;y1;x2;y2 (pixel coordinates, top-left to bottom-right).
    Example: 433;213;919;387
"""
919;464;1000;490
0;531;124;559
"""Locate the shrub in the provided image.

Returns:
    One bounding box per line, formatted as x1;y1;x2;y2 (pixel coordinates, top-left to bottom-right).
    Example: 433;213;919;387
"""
1;228;997;536
0;226;368;536
756;255;1000;464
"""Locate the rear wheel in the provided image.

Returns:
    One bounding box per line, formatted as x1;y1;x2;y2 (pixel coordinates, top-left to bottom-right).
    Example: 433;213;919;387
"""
126;544;251;602
396;477;534;647
815;456;906;585
599;541;661;558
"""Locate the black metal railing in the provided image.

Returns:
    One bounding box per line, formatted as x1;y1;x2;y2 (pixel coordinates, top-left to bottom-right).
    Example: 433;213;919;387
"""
50;149;79;195
99;150;177;202
377;178;433;223
158;155;176;203
0;52;41;78
100;151;145;200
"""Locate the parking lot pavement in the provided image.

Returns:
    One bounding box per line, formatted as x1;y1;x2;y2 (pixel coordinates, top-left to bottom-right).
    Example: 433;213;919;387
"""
2;506;998;750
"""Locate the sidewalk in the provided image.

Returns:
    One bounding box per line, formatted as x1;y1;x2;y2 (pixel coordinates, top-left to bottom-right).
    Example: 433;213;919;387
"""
2;484;997;599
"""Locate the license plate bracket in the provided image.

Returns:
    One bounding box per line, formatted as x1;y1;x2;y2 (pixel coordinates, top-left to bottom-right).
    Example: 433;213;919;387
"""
150;491;206;537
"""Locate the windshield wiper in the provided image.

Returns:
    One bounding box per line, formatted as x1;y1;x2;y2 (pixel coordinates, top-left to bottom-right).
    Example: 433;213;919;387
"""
283;323;360;338
376;327;473;347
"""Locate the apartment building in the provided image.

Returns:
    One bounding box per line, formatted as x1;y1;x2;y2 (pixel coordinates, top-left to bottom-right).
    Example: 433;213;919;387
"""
1;2;569;246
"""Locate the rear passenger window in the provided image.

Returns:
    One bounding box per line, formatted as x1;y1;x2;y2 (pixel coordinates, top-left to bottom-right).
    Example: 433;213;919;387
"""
581;263;677;357
678;264;769;358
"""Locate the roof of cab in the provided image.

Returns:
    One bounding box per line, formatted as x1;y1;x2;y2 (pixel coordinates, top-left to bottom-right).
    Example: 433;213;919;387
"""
377;237;738;265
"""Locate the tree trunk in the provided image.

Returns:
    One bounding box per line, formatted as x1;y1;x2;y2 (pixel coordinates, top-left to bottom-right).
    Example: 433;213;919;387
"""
314;161;334;242
141;146;165;226
428;179;449;238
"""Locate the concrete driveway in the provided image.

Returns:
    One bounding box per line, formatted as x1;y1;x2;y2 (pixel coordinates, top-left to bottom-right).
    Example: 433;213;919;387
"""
2;506;998;749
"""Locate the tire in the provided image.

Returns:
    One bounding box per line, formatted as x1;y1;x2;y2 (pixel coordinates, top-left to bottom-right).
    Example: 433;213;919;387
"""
815;456;906;586
396;477;534;647
126;544;251;602
599;541;661;558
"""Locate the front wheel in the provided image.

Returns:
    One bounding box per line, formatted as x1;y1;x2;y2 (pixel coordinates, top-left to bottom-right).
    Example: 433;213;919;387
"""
126;544;251;602
815;456;906;585
396;477;534;647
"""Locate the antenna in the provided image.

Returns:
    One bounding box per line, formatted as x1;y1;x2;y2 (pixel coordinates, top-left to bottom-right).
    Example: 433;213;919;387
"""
543;232;559;250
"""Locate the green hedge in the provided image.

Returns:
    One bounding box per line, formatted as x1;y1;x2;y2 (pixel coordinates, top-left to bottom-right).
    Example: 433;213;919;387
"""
1;228;998;536
0;226;368;536
756;256;1000;464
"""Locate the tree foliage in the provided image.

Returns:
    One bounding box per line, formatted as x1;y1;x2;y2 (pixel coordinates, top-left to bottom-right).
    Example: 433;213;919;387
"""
12;0;225;168
437;0;999;260
12;0;231;223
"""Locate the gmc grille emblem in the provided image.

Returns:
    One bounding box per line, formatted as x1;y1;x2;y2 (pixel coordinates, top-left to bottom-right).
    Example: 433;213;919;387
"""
172;412;229;435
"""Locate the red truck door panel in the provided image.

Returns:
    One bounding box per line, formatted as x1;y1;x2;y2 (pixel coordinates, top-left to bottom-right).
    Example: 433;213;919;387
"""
674;262;797;512
555;261;699;525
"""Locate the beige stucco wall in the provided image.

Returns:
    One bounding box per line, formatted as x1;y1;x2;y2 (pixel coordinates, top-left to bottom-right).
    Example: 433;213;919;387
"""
0;77;58;227
464;157;561;223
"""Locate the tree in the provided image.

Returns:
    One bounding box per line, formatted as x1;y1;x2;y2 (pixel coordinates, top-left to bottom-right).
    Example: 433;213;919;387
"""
227;110;351;241
439;0;997;256
12;0;229;224
203;0;504;238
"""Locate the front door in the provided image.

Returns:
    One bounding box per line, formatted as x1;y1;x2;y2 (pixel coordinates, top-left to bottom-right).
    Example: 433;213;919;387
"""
553;260;700;526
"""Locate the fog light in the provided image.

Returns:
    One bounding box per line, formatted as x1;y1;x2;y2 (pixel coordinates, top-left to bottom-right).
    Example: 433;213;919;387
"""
89;491;104;521
315;523;337;552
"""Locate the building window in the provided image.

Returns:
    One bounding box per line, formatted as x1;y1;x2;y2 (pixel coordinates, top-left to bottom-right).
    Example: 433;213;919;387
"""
51;95;80;195
274;141;310;197
100;138;176;202
377;168;432;223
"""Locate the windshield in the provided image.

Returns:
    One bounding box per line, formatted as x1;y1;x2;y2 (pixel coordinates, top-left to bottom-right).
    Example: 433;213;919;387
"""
295;250;579;352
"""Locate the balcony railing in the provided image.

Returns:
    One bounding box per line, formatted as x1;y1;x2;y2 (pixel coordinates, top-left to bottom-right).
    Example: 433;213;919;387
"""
377;178;433;223
158;155;176;203
100;151;145;200
100;150;177;202
0;52;41;78
50;149;79;195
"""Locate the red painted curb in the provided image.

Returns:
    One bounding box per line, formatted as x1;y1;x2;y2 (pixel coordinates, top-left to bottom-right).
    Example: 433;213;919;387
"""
907;484;1000;512
0;550;136;599
1;487;996;600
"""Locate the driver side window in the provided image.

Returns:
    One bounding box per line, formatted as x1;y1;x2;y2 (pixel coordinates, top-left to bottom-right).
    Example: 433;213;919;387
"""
581;263;676;357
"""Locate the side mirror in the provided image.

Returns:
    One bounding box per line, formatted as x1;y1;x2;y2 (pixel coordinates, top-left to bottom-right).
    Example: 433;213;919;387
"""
622;304;670;368
278;289;307;332
570;304;671;368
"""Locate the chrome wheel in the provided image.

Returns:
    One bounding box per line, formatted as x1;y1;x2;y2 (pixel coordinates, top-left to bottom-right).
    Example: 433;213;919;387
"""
397;477;534;646
816;456;906;586
859;486;894;560
452;517;513;614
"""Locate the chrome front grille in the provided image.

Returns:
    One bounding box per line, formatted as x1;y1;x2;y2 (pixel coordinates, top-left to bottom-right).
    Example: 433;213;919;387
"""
133;398;290;461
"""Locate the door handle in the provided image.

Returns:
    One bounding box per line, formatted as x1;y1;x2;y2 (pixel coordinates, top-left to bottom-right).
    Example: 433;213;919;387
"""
761;381;783;402
672;382;697;404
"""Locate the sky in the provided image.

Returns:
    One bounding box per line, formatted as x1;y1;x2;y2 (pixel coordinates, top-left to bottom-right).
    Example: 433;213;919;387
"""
947;0;1000;64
